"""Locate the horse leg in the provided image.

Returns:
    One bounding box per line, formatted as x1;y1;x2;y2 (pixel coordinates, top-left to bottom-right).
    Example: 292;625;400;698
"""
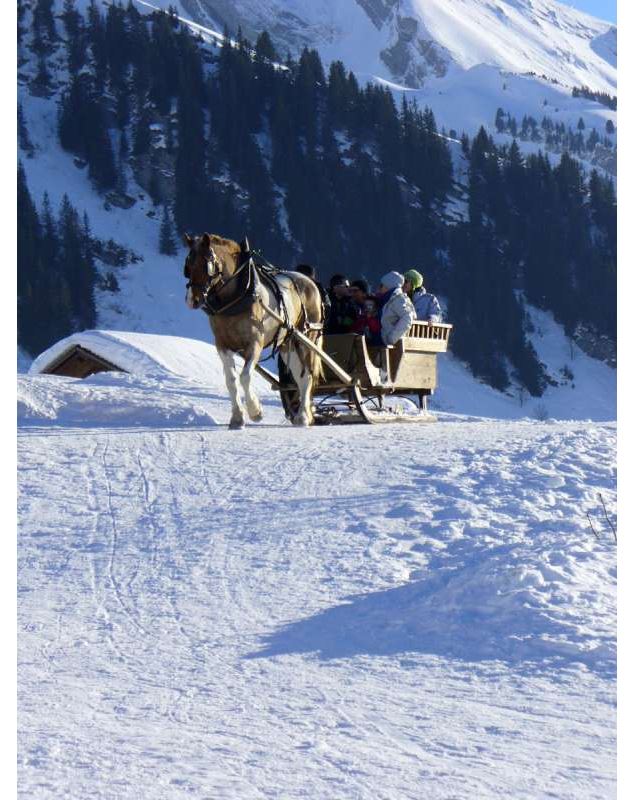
240;343;264;422
218;348;245;429
283;344;314;427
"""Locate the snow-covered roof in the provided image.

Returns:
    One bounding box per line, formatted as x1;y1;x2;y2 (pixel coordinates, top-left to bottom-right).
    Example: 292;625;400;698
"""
29;330;273;395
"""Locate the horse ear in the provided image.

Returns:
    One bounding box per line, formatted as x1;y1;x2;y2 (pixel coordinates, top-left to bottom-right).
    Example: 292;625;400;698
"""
240;236;250;254
182;233;193;248
201;232;211;249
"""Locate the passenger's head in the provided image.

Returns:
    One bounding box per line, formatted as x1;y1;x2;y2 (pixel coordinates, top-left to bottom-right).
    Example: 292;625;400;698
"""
350;279;369;306
330;274;350;298
295;263;316;280
403;269;423;295
363;297;379;317
377;271;404;296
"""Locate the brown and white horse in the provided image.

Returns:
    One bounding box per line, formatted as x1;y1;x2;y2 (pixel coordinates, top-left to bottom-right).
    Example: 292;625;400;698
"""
182;232;323;428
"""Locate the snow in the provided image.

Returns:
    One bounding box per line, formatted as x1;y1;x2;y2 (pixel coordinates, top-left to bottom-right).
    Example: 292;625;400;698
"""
411;64;615;162
18;336;617;796
409;0;615;88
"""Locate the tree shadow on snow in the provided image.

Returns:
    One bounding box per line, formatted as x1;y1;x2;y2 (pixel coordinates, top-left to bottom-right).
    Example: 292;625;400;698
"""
246;574;615;678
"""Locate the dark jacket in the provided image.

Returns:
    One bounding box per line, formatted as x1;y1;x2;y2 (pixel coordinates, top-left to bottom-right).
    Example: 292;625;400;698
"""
325;292;357;334
316;281;331;324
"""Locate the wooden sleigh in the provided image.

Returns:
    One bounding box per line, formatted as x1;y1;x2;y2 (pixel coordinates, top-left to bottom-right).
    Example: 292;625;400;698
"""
256;303;453;424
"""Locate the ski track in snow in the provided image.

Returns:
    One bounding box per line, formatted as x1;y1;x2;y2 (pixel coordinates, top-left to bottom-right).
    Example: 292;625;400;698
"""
18;402;616;799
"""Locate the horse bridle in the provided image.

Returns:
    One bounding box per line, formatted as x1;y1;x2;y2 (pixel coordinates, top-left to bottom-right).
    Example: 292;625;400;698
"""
184;245;224;295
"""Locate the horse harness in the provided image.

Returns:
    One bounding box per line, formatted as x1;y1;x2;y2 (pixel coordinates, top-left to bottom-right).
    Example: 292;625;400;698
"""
185;244;320;355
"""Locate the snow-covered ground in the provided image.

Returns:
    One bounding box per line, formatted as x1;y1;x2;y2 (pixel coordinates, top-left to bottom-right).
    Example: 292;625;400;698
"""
18;336;616;798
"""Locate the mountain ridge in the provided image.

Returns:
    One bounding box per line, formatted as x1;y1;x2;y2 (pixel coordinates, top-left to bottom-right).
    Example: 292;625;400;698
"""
164;0;616;92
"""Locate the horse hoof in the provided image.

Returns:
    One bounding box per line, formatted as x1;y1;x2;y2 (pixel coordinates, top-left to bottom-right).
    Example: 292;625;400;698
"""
229;418;245;430
248;408;264;422
292;415;310;427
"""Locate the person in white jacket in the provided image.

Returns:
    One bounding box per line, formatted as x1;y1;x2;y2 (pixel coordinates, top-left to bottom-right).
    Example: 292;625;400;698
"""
376;271;416;346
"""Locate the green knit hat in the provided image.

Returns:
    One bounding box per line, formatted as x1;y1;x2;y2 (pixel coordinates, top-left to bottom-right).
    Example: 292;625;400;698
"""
403;269;423;289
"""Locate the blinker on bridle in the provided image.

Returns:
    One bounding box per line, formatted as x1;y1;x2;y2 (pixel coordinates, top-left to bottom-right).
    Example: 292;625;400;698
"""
184;246;223;292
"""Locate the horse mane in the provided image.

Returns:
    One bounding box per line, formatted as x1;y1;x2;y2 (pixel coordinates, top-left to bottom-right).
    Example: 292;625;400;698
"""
209;234;241;256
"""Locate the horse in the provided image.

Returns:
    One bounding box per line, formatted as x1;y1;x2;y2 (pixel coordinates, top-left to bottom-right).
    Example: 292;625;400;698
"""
182;232;324;429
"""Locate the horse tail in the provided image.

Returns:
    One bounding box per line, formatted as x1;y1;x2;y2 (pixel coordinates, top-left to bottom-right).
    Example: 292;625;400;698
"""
307;325;325;386
305;282;325;386
287;274;325;387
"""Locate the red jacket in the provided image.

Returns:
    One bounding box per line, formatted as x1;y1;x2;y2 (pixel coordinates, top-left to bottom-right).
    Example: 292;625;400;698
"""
352;315;381;337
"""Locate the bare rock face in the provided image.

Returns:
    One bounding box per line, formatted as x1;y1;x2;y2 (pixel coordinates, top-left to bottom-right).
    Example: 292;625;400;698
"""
354;0;398;29
573;324;616;369
178;0;448;89
380;15;448;87
179;0;315;51
592;144;617;177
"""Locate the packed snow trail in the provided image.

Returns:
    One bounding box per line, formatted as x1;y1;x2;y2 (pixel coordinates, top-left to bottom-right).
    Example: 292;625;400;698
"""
18;401;616;798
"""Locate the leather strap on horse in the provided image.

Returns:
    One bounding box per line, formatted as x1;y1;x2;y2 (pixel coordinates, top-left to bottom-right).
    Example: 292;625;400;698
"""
203;246;322;365
202;257;258;317
247;250;310;358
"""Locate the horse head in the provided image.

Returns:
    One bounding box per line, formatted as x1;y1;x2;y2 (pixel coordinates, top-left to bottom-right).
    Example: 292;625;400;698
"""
182;232;240;310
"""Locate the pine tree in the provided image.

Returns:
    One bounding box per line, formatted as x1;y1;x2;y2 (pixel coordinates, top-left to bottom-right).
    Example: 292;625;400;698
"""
62;0;85;72
33;54;53;92
87;0;108;89
326;61;349;128
18;164;74;353
17;163;43;341
255;31;278;63
18;104;34;156
41;192;60;265
132;107;152;156
58;74;117;192
174;45;210;233
159;205;177;254
18;0;26;45
58;195;97;330
33;0;57;43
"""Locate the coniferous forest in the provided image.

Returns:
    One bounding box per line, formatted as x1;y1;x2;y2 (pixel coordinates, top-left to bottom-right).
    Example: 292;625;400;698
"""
17;0;616;397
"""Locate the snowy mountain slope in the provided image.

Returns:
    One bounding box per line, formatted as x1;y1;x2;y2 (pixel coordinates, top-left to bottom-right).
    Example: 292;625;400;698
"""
18;89;213;345
158;0;616;92
18;354;617;798
123;0;617;168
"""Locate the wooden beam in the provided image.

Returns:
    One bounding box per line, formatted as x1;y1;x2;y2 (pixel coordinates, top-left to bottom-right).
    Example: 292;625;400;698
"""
259;302;354;386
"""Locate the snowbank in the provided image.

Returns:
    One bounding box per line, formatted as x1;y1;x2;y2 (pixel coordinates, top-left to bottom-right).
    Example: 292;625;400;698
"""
18;372;221;428
22;331;277;428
